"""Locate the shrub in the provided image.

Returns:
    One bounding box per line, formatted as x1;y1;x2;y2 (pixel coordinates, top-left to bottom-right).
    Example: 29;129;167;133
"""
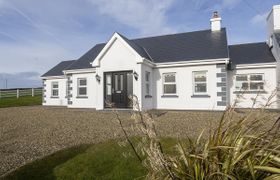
114;95;280;180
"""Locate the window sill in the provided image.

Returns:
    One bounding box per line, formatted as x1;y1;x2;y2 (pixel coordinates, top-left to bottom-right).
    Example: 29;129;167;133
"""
145;95;152;98
161;95;178;98
51;96;59;99
76;96;88;99
233;91;267;94
191;94;210;98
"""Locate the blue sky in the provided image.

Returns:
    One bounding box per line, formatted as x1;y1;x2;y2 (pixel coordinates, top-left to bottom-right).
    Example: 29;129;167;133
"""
0;0;279;88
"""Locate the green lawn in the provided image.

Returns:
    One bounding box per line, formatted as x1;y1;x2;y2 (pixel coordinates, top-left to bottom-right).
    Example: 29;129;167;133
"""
4;138;177;180
0;96;42;108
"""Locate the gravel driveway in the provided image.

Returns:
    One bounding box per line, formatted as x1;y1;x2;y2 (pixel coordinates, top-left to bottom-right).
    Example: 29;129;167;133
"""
0;106;279;176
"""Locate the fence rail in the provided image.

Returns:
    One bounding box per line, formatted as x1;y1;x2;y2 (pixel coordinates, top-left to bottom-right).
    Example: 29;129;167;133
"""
0;88;42;99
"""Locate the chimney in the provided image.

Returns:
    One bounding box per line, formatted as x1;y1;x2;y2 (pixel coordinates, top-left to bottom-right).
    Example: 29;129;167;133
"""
210;11;222;31
266;5;280;47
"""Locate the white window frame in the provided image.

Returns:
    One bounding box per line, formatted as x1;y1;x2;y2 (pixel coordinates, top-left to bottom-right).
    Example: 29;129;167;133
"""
51;81;59;97
145;71;151;96
162;73;177;95
235;74;265;91
193;71;208;95
77;78;87;97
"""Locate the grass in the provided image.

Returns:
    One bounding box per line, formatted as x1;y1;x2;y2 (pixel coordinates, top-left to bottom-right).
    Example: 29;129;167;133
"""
4;138;177;180
0;96;42;108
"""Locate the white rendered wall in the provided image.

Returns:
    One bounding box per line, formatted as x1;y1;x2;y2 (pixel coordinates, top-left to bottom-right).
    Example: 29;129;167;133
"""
153;64;226;110
68;72;96;108
141;64;154;110
228;67;278;109
94;38;142;110
44;78;67;106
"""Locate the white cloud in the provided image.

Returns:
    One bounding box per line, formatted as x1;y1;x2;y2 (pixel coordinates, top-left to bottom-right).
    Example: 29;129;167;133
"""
87;0;176;36
251;12;269;25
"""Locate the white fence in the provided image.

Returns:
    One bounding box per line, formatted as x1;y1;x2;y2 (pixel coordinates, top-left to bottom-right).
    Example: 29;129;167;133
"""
0;88;42;99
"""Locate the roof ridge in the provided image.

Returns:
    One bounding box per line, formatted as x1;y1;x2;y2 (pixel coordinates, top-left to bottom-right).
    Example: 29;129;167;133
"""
229;42;267;46
131;28;226;41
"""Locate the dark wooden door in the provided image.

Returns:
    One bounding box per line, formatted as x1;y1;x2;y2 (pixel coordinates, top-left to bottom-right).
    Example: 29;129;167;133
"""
104;71;132;108
112;72;127;108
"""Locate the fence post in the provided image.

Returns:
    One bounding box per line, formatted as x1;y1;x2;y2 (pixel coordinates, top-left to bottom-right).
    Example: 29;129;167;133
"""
17;89;19;99
32;88;34;97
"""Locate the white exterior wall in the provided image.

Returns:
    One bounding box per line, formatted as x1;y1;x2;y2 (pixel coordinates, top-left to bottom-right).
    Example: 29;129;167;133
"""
153;64;226;110
44;78;67;106
228;66;278;109
94;38;142;110
141;64;154;110
68;72;97;108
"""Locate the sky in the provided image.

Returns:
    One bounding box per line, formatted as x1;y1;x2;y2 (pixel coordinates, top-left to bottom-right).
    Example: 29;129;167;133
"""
0;0;279;88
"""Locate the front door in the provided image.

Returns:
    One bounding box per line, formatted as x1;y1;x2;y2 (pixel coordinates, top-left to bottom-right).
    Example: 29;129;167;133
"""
104;71;133;108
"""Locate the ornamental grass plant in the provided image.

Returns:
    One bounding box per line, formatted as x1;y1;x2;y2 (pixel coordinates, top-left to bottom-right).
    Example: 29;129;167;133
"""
113;92;280;180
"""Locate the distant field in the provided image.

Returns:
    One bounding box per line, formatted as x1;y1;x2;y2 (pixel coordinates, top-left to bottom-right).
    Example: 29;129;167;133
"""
0;96;42;108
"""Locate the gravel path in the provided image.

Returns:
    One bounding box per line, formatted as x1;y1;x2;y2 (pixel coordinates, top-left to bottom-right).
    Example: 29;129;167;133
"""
0;106;279;176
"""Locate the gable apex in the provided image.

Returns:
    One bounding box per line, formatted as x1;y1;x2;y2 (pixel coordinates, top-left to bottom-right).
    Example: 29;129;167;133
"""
91;32;145;67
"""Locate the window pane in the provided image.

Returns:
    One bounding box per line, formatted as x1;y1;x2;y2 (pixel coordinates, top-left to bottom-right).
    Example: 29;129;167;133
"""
236;75;247;81
106;75;111;85
146;83;150;95
79;79;87;86
120;75;123;91
250;82;264;90
194;72;206;82
241;82;249;89
52;83;58;88
164;84;176;94
115;75;118;91
52;90;58;96
195;83;207;93
250;74;263;81
79;87;87;95
106;85;112;95
145;72;150;82
164;74;175;83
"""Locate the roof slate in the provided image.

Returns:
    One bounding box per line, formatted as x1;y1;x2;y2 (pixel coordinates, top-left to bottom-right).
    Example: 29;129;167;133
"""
66;28;229;70
43;29;277;77
65;44;105;70
41;60;75;77
229;42;276;65
133;28;229;63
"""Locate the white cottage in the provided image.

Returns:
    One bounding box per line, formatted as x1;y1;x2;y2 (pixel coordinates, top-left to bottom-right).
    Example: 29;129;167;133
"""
41;5;280;111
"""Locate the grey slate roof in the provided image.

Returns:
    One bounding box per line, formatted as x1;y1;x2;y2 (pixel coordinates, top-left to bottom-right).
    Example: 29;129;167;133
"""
65;28;229;70
65;44;105;70
133;28;229;63
229;42;276;65
43;28;277;77
275;31;280;46
41;60;75;77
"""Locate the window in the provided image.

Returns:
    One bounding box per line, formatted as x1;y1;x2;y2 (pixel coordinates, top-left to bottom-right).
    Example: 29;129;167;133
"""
163;73;176;94
193;71;207;94
235;74;264;91
77;78;87;96
51;82;59;97
145;71;151;95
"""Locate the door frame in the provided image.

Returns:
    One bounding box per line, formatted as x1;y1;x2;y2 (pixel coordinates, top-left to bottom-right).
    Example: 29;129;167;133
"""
103;70;133;109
